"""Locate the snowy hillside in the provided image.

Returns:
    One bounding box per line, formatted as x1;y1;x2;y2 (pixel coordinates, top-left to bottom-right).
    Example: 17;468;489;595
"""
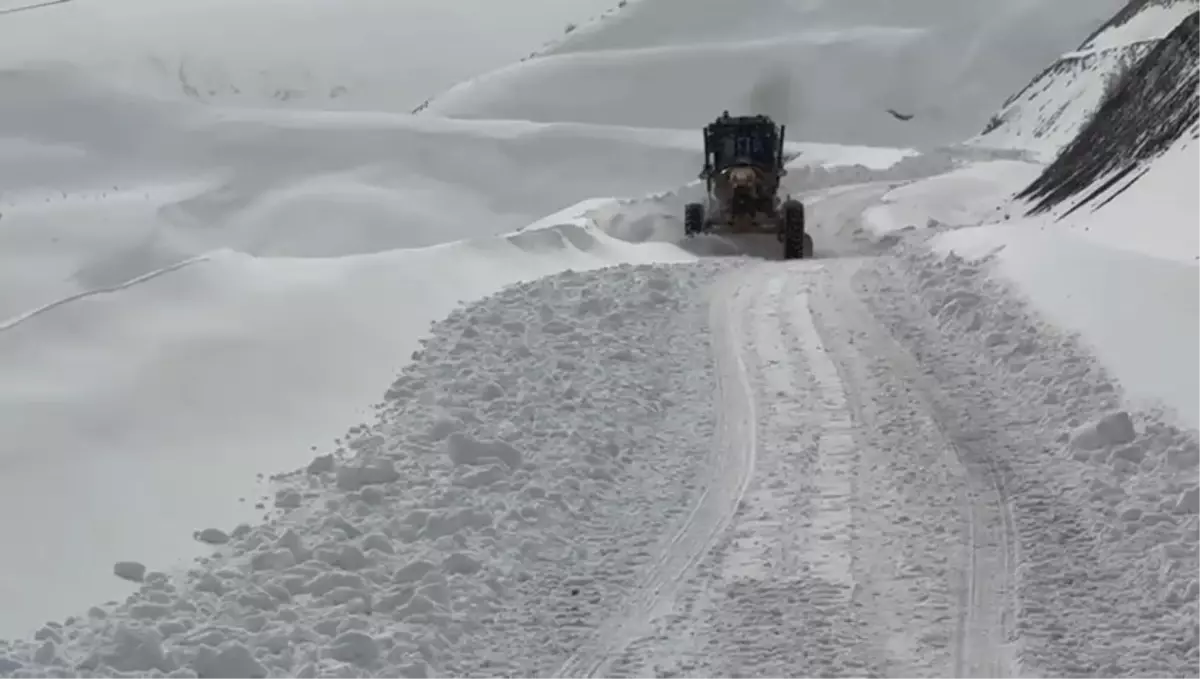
1016;9;1198;217
972;0;1198;159
1;0;1198;676
0;0;625;112
420;0;1125;148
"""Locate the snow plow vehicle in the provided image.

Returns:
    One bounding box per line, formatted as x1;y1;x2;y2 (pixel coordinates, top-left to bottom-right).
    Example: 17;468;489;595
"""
684;111;813;259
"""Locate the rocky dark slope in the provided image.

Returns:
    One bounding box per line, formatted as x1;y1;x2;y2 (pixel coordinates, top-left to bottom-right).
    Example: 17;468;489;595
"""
1015;10;1198;216
978;43;1156;138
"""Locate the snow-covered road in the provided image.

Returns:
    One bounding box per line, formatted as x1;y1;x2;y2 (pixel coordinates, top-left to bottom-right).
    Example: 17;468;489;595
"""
564;256;1017;679
549;171;1196;678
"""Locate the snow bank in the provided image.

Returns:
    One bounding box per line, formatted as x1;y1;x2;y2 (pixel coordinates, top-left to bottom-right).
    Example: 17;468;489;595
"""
789;143;920;170
1053;136;1200;263
861;159;1043;234
0;0;625;112
865;247;1199;677
422;0;1122;148
933;224;1198;429
0;219;694;639
859;141;1197;430
0;262;721;678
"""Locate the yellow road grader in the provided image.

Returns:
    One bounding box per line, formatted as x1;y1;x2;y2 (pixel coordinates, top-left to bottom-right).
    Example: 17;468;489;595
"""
684;111;814;259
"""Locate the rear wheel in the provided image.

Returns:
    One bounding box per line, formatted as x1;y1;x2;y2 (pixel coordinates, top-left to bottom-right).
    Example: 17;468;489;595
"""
781;200;812;259
684;202;705;236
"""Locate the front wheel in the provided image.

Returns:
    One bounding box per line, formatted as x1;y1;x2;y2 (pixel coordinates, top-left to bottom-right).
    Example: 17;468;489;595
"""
781;200;812;260
684;202;705;237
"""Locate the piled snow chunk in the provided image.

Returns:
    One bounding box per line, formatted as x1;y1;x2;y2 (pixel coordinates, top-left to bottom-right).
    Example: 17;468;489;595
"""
335;459;400;491
326;630;380;666
1069;411;1138;451
1174;487;1199;515
193;528;231;545
444;432;522;469
306;454;335;475
192;643;267;678
0;261;724;678
76;625;171;674
113;561;147;583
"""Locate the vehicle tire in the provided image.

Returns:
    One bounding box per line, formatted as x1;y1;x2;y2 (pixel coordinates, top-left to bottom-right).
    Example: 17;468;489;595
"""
781;199;810;259
684;202;705;237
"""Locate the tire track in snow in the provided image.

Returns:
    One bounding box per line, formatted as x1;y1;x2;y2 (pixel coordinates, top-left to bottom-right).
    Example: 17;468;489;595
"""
612;263;877;677
555;268;758;678
592;266;788;676
604;258;1017;677
648;264;865;677
768;265;873;676
811;260;1018;677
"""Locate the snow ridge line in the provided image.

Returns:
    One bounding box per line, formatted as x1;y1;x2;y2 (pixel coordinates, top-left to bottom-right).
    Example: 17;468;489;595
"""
555;268;757;678
824;262;1019;677
0;254;211;333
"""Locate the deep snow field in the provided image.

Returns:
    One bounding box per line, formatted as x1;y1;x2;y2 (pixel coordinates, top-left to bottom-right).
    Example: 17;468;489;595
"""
0;0;1197;676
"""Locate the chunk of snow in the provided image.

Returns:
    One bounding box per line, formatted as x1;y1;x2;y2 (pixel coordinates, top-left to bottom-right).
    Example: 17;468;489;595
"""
444;432;523;469
336;461;401;491
192;642;268;679
327;630;381;666
193;528;230;545
1172;488;1198;516
113;561;147;583
1071;411;1138;451
307;454;335;475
